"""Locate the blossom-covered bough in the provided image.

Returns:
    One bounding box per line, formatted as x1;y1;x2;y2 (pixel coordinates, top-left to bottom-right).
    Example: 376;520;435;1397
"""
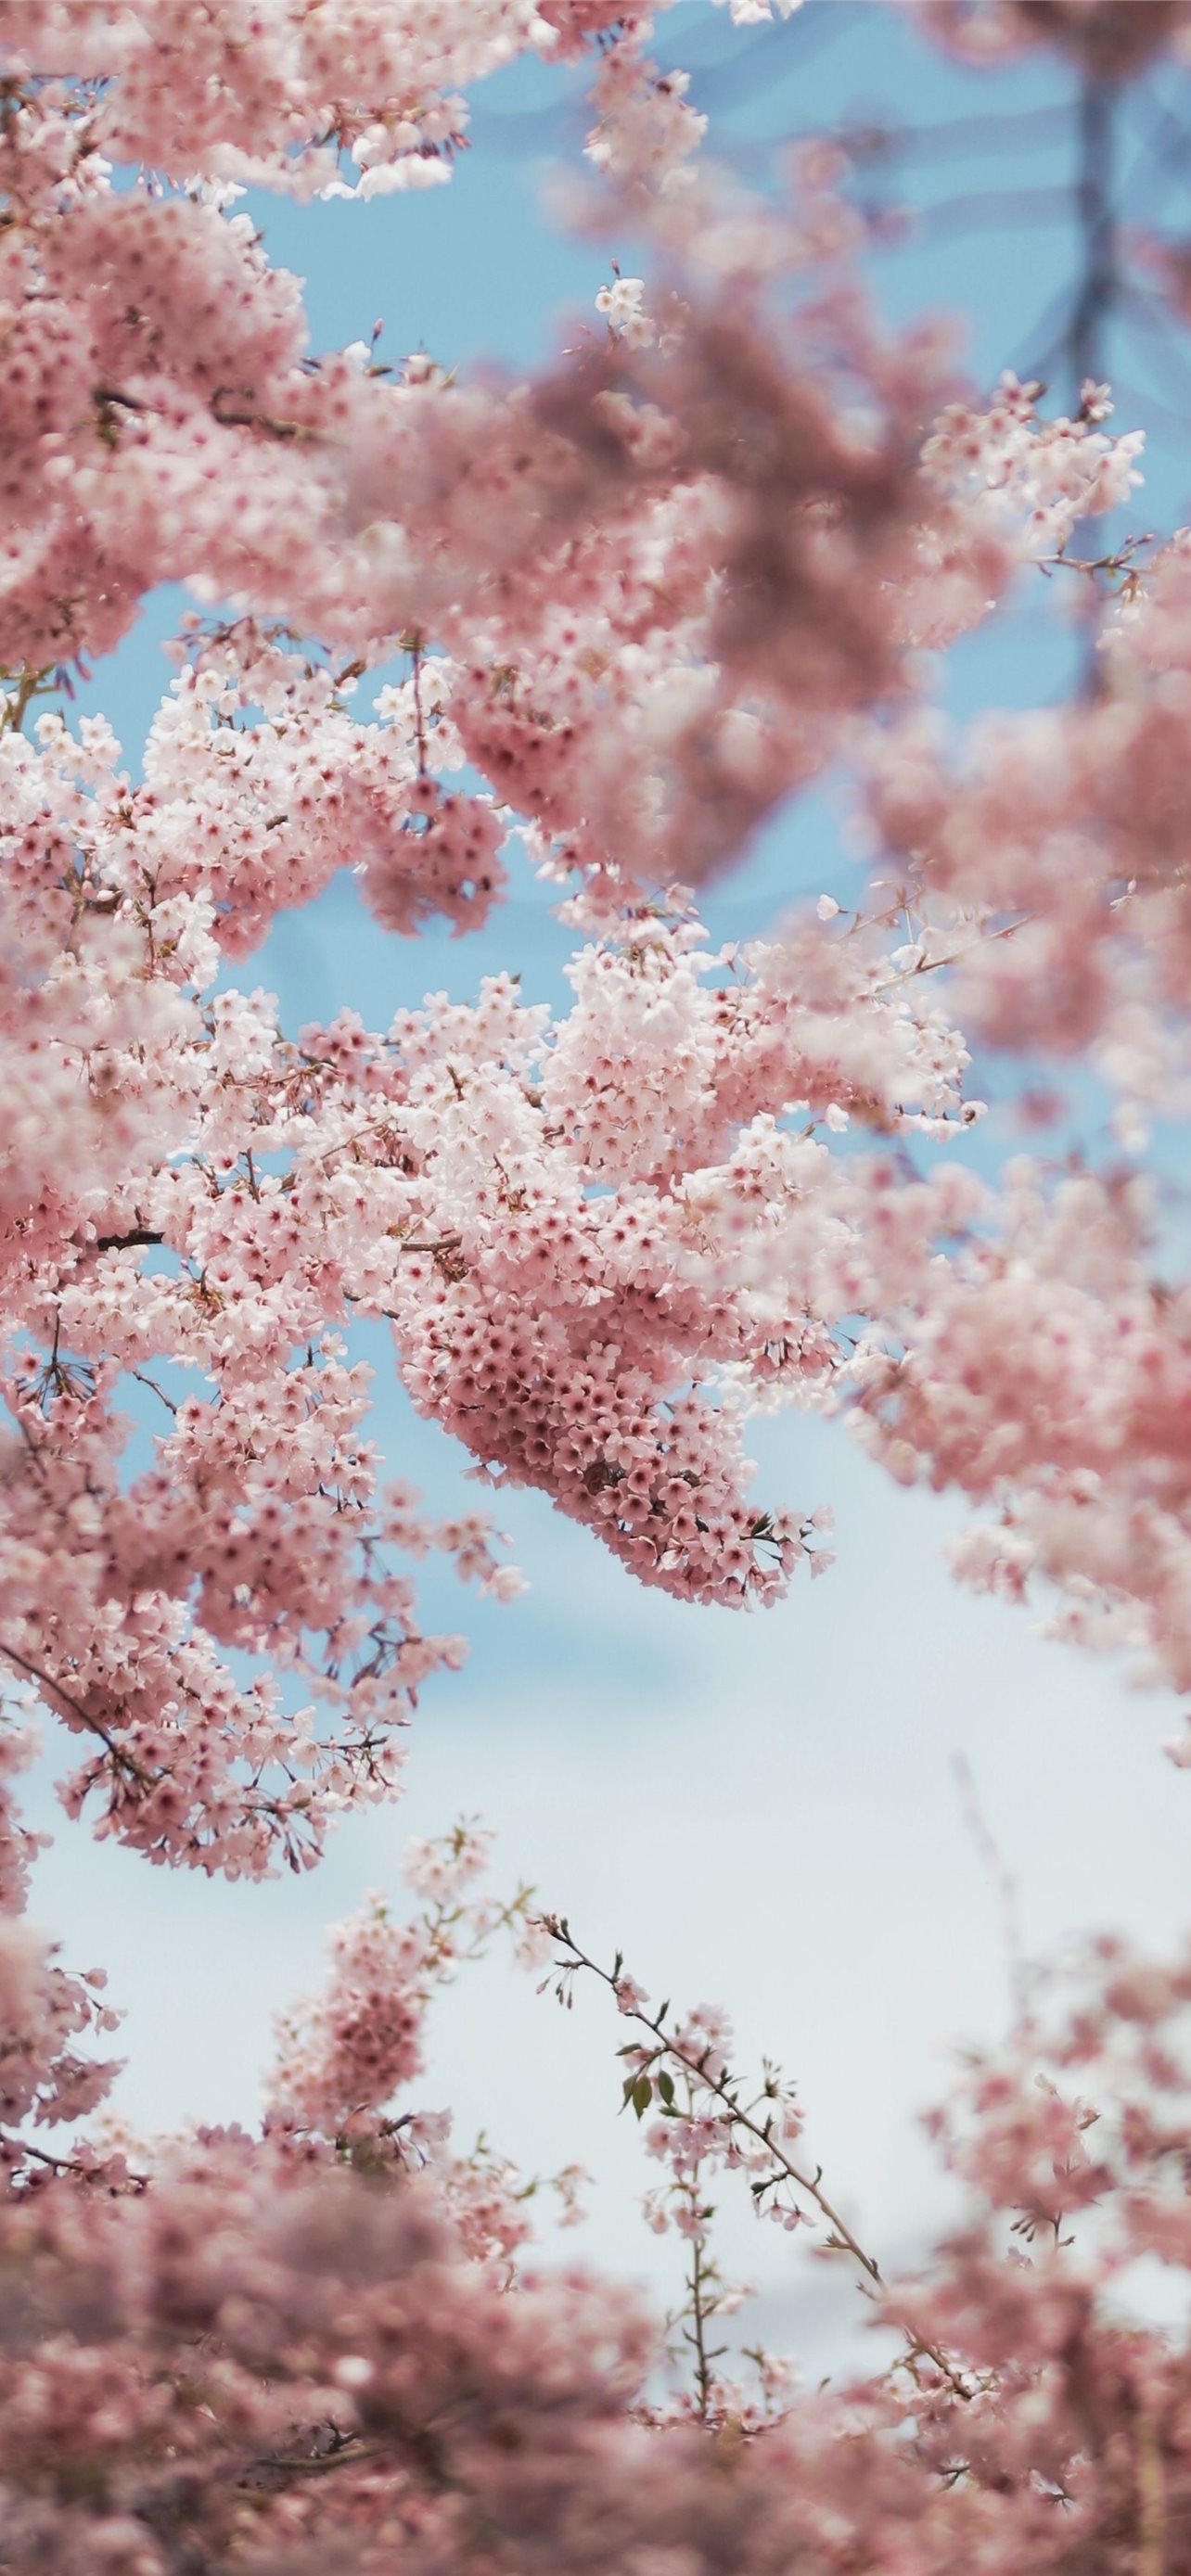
3;0;1191;2566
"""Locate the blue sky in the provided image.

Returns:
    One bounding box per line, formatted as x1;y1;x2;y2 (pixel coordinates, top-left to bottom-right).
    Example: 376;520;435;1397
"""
28;2;1191;2378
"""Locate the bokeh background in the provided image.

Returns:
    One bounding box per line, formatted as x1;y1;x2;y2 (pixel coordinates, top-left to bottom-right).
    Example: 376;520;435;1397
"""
27;1;1191;2376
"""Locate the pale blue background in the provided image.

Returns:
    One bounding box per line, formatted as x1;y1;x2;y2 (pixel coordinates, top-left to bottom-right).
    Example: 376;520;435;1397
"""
28;3;1191;2374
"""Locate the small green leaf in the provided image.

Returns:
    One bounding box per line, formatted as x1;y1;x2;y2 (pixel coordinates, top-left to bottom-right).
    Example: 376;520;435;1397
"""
657;2070;675;2108
632;2074;652;2120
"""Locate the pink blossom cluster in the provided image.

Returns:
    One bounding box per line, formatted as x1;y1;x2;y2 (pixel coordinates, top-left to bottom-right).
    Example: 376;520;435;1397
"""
908;0;1191;75
846;1159;1191;1714
0;1915;119;2137
445;341;1143;907
0;62;1066;860
3;9;1191;2569
266;1891;435;2137
265;1820;502;2139
63;621;506;958
5;631;993;1892
259;1824;579;2268
1;1911;1190;2571
0;0;1184;1865
920;369;1145;560
0;23;1154;996
863;518;1191;1131
0;0;807;214
0;0;646;198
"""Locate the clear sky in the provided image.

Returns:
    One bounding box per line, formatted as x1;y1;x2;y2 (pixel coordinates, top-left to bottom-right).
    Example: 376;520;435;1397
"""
30;2;1191;2380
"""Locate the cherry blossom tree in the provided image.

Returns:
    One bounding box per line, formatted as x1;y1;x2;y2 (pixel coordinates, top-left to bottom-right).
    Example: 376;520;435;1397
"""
3;1;1191;2567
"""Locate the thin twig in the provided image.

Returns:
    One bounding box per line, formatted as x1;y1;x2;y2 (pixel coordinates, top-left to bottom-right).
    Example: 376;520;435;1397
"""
542;1919;973;2403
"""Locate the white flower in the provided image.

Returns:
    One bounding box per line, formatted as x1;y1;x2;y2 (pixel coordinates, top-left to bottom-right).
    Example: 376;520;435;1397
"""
712;0;804;19
595;276;657;349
